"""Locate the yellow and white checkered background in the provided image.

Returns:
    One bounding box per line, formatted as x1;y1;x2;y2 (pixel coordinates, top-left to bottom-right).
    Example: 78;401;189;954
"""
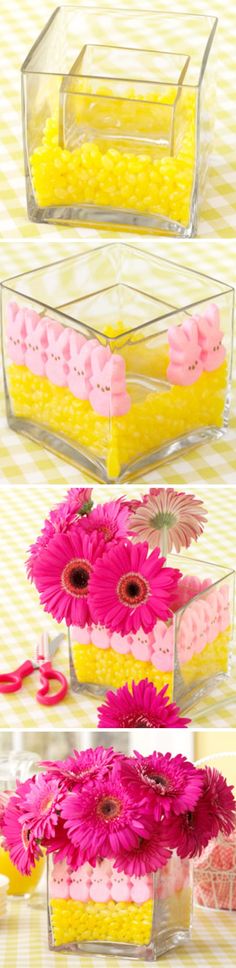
0;0;235;239
0;239;235;484
0;898;235;968
0;483;235;729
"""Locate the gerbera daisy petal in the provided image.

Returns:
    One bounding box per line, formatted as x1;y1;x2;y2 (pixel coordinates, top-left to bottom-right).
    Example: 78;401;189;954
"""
33;529;103;626
61;774;151;862
89;539;181;635
80;498;129;548
128;488;207;555
114;826;170;877
19;774;63;840
97;680;191;729
121;752;204;821
26;488;93;580
41;747;122;796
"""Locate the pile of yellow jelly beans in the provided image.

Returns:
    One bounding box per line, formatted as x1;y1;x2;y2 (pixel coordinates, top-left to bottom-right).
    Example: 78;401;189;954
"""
50;897;153;947
30;91;195;226
71;641;173;695
71;628;230;698
8;358;227;482
179;629;230;687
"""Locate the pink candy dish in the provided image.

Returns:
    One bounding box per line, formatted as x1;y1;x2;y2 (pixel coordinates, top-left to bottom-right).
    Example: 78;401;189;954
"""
194;828;236;911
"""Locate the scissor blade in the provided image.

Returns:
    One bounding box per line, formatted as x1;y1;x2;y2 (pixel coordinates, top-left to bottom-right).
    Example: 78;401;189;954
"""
48;633;65;658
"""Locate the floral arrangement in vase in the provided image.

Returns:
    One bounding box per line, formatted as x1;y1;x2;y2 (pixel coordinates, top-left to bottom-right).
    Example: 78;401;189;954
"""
26;486;234;721
1;746;235;956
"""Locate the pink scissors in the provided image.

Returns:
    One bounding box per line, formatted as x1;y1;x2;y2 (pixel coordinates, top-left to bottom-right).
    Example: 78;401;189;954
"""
0;633;68;707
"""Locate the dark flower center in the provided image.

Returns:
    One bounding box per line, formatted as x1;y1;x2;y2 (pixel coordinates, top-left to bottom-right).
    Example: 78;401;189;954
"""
97;796;121;821
117;571;149;608
125;714;153;728
61;558;91;597
99;524;113;541
143;769;169;794
21;824;30;850
186;811;194;827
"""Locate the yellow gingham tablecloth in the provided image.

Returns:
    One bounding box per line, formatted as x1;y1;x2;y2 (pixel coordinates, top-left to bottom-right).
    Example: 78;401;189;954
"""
0;239;235;485
0;0;235;239
0;896;235;968
0;483;235;729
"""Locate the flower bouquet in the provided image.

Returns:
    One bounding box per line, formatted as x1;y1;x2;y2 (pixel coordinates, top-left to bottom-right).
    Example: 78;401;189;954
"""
27;487;235;718
2;746;235;956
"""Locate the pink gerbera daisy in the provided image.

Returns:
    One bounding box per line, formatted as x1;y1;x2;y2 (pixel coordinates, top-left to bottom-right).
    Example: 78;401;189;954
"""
43;816;97;870
33;529;101;626
200;768;236;838
26;487;93;581
0;791;12;835
41;746;120;791
121;752;204;821
165;768;236;859
3;779;42;875
89;540;181;634
80;499;129;547
61;774;151;861
128;487;207;555
97;680;191;729
114;825;170;877
19;774;63;840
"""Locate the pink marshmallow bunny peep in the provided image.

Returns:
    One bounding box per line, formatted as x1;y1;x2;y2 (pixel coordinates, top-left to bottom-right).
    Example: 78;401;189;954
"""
196;304;226;372
50;859;70;899
89;345;131;417
67;331;99;399
6;302;26;365
45;320;70;386
69;865;91;902
167;318;203;386
152;623;174;672
24;310;48;377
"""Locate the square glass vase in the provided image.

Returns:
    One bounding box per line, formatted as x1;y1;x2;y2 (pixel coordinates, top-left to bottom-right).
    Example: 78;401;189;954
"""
47;852;192;957
68;555;235;714
21;7;217;237
1;244;234;483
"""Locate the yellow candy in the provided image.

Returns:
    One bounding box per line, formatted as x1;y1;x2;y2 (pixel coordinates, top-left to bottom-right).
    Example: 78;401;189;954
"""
71;629;230;696
8;350;227;482
50;886;192;948
50;897;153;947
30;90;196;226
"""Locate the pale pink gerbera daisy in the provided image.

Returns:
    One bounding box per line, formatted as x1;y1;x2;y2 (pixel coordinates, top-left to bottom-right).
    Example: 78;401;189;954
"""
165;768;236;859
97;680;191;729
26;487;93;581
80;498;129;547
122;752;204;821
61;774;151;862
33;529;101;626
41;746;120;791
128;487;207;555
89;540;181;634
114;825;170;877
19;774;63;840
3;779;42;875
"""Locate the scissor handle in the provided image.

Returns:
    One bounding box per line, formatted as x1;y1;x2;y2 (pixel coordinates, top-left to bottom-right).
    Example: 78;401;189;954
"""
37;662;68;707
0;660;34;694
